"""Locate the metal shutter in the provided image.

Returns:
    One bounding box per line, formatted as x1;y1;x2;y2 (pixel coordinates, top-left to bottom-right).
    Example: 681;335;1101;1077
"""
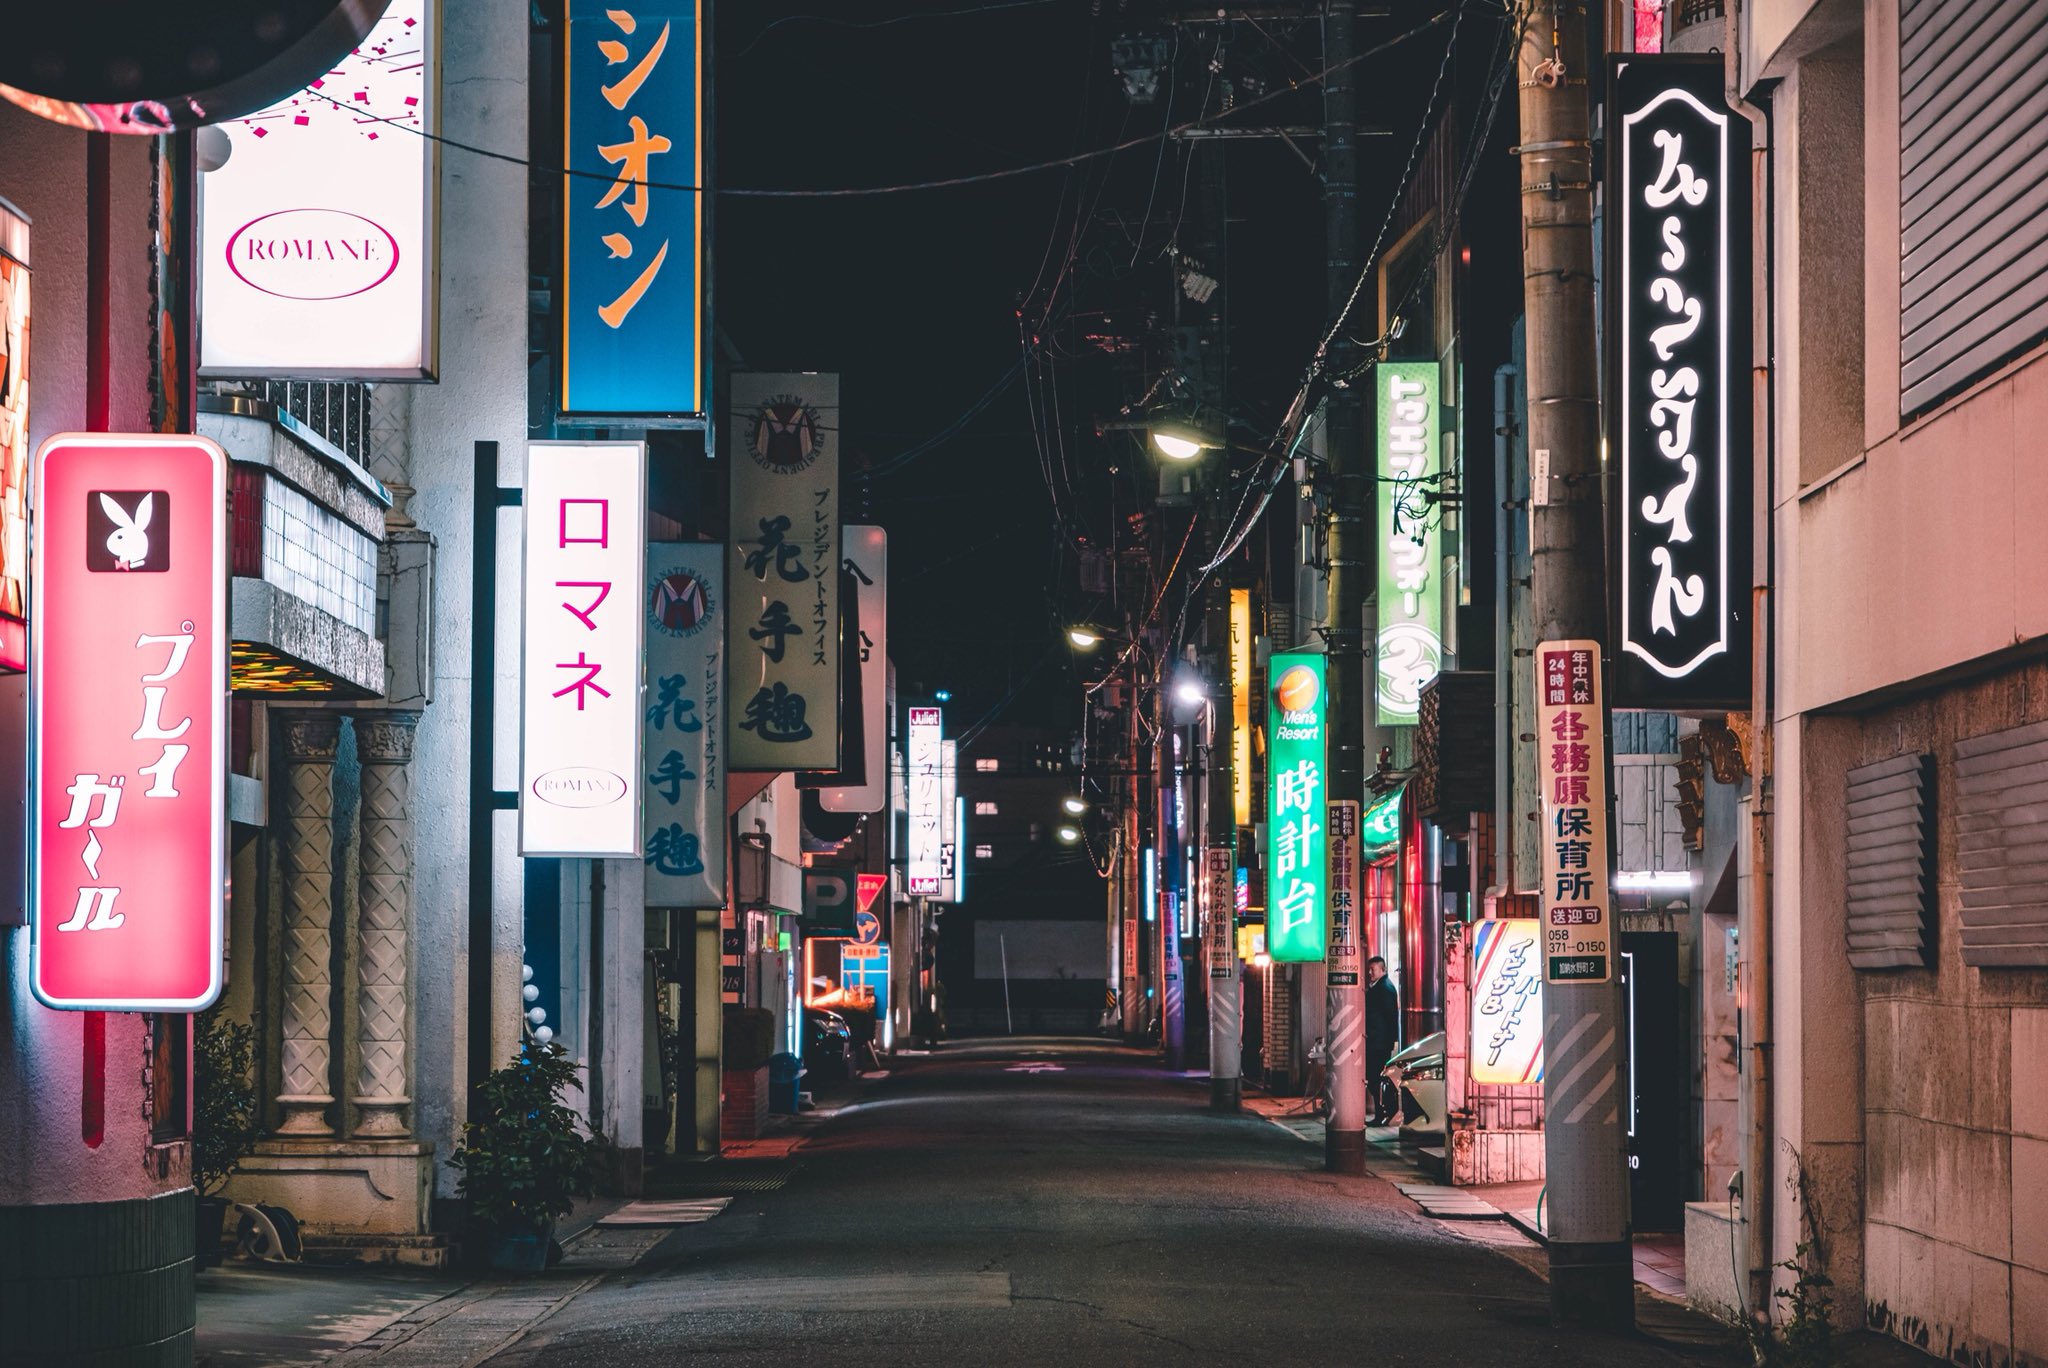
1954;720;2048;966
1900;0;2048;414
1844;753;1934;969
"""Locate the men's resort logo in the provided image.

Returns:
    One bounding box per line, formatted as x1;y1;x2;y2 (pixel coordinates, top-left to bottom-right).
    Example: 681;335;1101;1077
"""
226;208;401;302
745;394;825;474
1274;663;1320;715
649;567;714;638
530;766;629;810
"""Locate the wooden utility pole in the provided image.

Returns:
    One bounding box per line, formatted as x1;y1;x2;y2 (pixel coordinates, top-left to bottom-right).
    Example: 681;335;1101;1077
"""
1515;0;1634;1330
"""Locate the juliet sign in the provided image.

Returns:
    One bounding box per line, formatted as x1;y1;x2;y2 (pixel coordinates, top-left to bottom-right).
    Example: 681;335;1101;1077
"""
1265;652;1328;963
31;434;228;1011
1609;54;1751;710
906;706;943;895
521;441;647;858
198;0;439;379
1376;360;1443;725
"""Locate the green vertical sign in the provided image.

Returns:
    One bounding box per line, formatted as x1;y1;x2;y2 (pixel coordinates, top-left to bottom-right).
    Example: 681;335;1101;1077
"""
1376;360;1444;725
1266;653;1328;963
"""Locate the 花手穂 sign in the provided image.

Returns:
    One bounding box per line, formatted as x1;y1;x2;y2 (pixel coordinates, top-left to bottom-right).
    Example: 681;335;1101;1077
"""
1609;55;1752;711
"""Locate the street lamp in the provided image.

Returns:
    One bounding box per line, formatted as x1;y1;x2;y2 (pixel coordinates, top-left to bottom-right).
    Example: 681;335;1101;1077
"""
1061;796;1087;815
1056;824;1081;844
1149;410;1221;462
1067;626;1106;650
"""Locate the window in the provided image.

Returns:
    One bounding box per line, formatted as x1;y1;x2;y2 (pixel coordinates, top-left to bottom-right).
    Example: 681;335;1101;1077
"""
974;800;998;815
974;843;994;860
975;758;998;772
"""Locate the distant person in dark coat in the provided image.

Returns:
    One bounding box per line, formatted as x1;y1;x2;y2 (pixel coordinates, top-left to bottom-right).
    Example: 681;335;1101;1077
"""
1365;955;1400;1125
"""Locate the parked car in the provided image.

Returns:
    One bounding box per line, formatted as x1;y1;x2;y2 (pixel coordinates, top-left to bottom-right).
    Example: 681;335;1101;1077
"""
803;1008;853;1086
1383;1031;1446;1137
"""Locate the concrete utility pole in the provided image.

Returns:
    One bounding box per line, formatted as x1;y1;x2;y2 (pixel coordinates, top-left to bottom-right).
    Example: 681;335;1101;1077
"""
1515;0;1634;1330
1321;0;1370;1177
1158;677;1186;1069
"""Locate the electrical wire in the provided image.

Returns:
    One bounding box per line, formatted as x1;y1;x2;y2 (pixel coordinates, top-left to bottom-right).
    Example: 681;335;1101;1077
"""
728;0;1059;61
301;5;1463;200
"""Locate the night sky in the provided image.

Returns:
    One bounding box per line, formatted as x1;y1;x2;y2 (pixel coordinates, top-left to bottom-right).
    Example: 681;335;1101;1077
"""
715;0;1496;736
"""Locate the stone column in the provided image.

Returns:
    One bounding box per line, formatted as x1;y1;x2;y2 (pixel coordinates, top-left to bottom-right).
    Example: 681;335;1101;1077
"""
354;712;420;1137
277;712;340;1135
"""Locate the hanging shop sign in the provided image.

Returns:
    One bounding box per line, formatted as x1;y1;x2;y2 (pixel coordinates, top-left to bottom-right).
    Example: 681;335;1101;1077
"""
940;742;961;903
1376;360;1443;725
907;706;943;895
30;434;228;1010
1471;918;1545;1085
802;861;857;936
1265;652;1328;963
1609;54;1752;710
561;0;705;417
197;0;439;379
520;440;647;858
822;526;888;812
1229;587;1252;825
1536;640;1613;984
0;1;396;134
729;372;840;770
643;542;723;905
0;200;28;674
1360;784;1404;862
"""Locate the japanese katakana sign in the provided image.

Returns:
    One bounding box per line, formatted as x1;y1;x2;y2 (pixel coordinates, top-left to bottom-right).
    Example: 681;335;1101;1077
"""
1536;640;1613;984
1265;652;1328;963
1470;918;1545;1084
644;542;723;905
520;440;647;857
561;0;705;416
819;525;888;813
906;706;943;895
1610;55;1750;708
31;434;228;1011
1376;360;1443;725
729;372;840;771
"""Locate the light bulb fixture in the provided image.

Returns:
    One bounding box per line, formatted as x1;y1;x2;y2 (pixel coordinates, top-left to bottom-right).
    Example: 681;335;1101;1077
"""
1057;824;1081;845
1147;402;1222;462
1067;626;1105;650
1174;679;1206;707
1062;796;1087;815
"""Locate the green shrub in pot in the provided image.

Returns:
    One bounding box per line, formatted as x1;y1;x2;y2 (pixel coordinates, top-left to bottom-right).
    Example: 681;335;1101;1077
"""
448;1043;605;1268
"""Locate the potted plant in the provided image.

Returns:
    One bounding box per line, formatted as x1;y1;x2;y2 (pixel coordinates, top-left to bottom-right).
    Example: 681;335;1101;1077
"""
191;1006;262;1268
448;1043;604;1273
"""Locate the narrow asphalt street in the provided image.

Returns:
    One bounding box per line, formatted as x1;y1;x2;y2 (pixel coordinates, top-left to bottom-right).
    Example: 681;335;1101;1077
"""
489;1039;1742;1368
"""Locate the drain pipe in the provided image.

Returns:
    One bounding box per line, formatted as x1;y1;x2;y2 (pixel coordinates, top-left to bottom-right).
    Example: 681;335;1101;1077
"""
1724;2;1778;1331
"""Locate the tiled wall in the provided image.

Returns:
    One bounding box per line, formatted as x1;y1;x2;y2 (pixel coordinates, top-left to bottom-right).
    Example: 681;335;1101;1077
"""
259;475;377;635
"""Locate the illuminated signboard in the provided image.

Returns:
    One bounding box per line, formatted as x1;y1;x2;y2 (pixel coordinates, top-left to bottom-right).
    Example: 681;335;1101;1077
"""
0;199;27;672
1610;54;1751;709
1376;360;1442;725
821;525;888;812
729;372;840;771
1265;652;1328;963
561;0;705;417
1206;847;1234;978
1360;784;1404;861
1471;918;1545;1084
643;542;722;904
1328;802;1361;987
1229;587;1252;825
198;0;439;379
906;706;943;894
31;434;227;1010
520;441;647;857
1536;640;1613;983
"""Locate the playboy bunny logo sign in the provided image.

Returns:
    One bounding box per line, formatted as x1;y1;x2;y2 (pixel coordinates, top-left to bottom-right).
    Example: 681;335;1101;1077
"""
86;489;169;572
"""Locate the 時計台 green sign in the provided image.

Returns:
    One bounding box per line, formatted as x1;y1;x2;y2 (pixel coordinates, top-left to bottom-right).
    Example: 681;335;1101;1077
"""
1266;652;1328;962
1376;360;1444;725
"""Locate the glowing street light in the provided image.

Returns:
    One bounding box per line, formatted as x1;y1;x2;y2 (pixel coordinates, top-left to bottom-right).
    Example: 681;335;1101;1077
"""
1067;626;1105;650
1056;824;1081;845
1061;796;1087;815
1149;412;1219;462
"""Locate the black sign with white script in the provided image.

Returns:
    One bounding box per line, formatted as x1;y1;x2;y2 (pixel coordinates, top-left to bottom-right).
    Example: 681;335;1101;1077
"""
1608;56;1752;711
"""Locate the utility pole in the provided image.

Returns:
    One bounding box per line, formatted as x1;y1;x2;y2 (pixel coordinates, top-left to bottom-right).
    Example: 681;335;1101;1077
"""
1157;673;1186;1068
1320;0;1369;1177
1122;680;1144;1039
1516;0;1634;1330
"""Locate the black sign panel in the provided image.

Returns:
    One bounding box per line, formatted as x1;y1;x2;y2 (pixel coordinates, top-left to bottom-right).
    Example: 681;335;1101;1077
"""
1608;56;1752;711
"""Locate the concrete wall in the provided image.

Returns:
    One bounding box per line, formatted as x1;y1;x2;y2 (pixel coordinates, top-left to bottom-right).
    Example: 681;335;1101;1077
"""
400;0;531;1199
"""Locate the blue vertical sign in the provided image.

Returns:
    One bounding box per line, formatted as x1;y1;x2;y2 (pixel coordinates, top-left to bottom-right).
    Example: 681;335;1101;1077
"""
562;0;705;417
644;544;725;906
